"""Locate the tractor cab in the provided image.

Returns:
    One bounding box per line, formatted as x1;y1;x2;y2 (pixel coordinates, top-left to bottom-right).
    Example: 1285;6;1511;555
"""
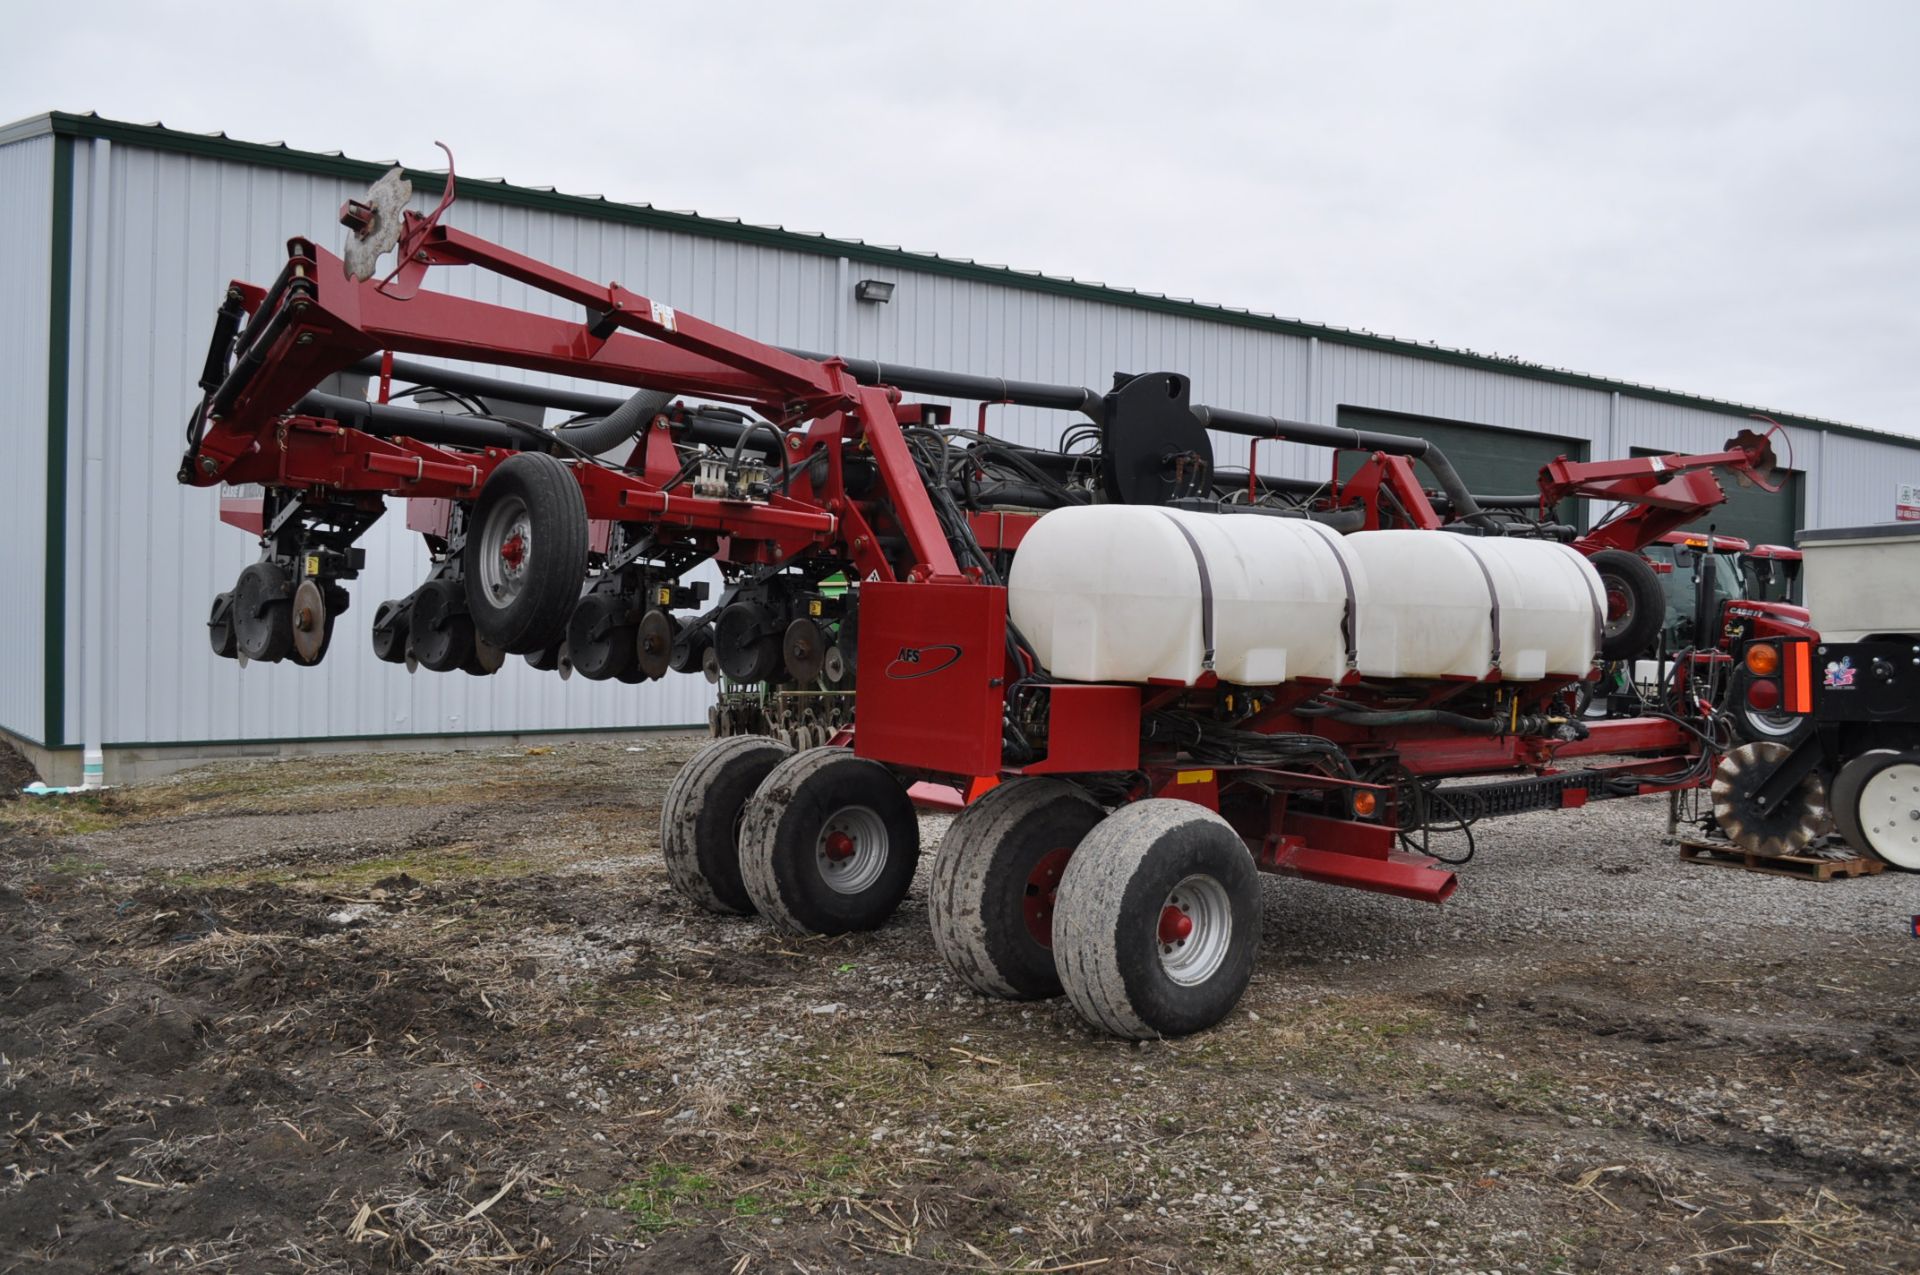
1743;544;1804;605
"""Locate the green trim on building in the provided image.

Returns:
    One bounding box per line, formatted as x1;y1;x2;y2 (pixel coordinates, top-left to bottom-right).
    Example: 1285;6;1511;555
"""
8;110;1910;456
42;135;73;749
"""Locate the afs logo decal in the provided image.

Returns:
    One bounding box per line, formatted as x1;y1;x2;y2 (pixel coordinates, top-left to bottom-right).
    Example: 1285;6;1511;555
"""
885;644;963;680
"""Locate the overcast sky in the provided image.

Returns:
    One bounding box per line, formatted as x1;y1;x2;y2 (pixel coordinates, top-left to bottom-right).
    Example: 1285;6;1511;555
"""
4;1;1916;430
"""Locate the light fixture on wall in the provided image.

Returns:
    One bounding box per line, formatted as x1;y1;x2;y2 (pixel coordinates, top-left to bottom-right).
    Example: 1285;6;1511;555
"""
854;278;895;304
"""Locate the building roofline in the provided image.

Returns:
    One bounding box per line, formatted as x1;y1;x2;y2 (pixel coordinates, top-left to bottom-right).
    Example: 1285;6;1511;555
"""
10;109;1918;453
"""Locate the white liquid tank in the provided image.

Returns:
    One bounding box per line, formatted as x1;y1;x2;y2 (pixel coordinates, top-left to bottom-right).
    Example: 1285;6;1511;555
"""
1006;505;1359;685
1005;507;1602;687
1343;530;1602;681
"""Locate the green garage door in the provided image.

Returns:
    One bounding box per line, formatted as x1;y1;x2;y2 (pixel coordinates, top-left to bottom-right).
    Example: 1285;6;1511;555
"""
1630;447;1802;548
1337;408;1588;524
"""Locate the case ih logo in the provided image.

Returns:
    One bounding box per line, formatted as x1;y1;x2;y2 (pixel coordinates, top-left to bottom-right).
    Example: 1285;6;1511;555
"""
885;644;963;680
1825;657;1857;689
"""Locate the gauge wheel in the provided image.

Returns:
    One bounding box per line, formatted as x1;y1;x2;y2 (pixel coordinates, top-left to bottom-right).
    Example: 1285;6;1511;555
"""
738;748;920;935
928;778;1106;1000
1831;749;1920;871
233;561;295;663
463;453;589;654
1052;800;1261;1039
661;734;795;914
409;578;475;673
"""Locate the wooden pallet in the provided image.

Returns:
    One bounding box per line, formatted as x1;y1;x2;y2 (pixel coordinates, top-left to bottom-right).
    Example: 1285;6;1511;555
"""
1677;838;1886;882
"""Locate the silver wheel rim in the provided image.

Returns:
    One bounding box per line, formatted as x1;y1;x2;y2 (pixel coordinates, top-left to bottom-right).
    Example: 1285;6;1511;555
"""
1857;762;1920;869
1158;874;1232;986
816;804;888;894
478;495;533;608
1740;702;1803;738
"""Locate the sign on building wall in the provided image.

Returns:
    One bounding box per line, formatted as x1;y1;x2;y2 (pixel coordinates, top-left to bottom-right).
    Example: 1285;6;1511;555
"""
1899;482;1920;522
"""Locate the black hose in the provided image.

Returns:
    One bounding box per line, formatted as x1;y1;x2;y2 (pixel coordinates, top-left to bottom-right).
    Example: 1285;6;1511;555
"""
298;391;535;450
555;387;675;456
783;348;1105;421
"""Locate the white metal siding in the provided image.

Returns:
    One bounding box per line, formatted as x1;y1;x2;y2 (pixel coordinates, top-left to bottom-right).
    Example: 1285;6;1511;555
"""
0;136;51;742
28;132;1920;749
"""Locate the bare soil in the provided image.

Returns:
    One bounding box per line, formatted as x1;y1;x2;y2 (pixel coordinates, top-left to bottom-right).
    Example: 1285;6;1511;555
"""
1;737;1916;1273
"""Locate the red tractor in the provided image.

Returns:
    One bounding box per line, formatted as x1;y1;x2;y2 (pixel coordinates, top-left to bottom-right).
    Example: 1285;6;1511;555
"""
180;166;1803;1037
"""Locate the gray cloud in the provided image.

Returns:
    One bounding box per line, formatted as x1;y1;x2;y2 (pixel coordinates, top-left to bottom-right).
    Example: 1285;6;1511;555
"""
4;0;1914;428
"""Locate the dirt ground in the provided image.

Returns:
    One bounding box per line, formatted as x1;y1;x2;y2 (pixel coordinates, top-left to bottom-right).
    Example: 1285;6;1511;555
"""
2;736;1916;1274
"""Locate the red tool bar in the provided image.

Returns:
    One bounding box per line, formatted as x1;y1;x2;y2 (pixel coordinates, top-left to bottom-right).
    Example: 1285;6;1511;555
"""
1262;844;1458;904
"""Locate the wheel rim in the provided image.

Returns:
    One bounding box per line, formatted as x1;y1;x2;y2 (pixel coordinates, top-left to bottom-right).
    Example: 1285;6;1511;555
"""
1157;874;1233;986
1602;583;1633;640
478;495;533;608
815;804;889;894
1739;701;1803;739
1857;762;1920;869
1021;848;1074;947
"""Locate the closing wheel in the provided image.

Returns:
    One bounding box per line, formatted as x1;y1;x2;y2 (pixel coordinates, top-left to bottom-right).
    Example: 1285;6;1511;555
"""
290;579;334;666
370;598;411;664
783;618;826;684
1052;800;1261;1039
1590;549;1666;661
233;562;295;663
1710;741;1834;857
661;734;794;914
408;579;475;673
463;452;590;654
636;608;678;679
1831;749;1920;871
208;592;238;659
928;779;1106;1000
738;748;921;935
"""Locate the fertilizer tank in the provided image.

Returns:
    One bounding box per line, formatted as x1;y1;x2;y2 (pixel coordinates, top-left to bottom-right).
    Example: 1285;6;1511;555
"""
1007;507;1604;686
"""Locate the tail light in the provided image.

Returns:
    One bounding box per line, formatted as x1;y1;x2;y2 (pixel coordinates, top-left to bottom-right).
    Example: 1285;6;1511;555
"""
1745;642;1780;676
1745;677;1781;711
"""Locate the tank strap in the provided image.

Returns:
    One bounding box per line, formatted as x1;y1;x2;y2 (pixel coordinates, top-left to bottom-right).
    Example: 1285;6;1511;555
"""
1299;521;1360;668
1552;542;1606;661
1452;538;1502;672
1155;512;1216;671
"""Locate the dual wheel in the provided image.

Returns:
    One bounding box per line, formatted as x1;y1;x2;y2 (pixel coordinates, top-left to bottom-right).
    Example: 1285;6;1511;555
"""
931;783;1260;1039
660;738;921;935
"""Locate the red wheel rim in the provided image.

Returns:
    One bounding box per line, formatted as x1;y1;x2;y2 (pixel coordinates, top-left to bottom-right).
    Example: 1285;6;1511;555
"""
1021;848;1073;947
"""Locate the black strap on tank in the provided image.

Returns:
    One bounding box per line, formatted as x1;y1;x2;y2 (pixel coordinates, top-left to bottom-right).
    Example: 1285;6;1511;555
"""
1554;542;1606;659
1299;521;1360;668
1452;537;1502;672
1156;511;1216;671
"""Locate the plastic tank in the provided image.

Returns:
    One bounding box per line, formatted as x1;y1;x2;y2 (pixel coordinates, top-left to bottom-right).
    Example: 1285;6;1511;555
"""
1344;530;1601;681
1006;505;1360;686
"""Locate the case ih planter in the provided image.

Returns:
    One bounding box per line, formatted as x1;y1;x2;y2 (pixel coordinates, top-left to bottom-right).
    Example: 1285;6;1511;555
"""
181;164;1811;1038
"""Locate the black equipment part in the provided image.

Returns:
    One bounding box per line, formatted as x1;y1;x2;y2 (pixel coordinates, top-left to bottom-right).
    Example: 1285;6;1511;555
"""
567;591;638;681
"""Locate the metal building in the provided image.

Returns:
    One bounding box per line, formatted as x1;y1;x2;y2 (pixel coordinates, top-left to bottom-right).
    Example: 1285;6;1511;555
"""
5;111;1919;784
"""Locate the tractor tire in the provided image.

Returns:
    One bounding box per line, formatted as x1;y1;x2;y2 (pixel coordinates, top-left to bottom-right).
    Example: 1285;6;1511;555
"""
738;747;920;935
928;779;1106;1000
661;735;794;915
1831;749;1920;871
1052;800;1261;1040
463;453;589;654
1591;549;1666;661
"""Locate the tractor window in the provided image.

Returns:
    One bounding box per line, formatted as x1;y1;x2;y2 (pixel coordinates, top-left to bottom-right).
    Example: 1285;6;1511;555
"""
1658;549;1741;647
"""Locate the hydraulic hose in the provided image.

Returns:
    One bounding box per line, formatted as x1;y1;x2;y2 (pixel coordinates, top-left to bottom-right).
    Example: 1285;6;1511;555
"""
1298;704;1561;736
298;391;535;450
554;387;675;456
